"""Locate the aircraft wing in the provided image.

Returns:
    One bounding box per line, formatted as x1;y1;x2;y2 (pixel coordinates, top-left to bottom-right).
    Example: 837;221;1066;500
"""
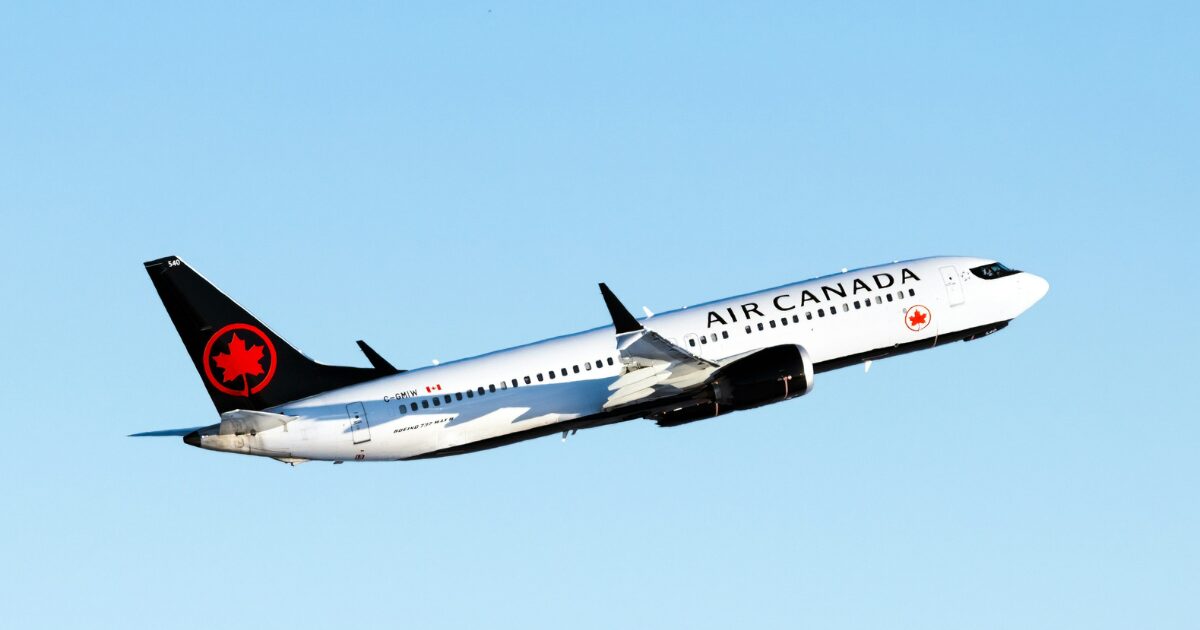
598;283;719;410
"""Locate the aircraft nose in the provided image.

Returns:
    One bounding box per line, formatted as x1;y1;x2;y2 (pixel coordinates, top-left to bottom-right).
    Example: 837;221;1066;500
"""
183;431;202;448
1022;272;1050;305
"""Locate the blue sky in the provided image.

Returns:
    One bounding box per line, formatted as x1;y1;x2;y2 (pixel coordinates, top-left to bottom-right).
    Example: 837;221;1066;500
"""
0;2;1196;628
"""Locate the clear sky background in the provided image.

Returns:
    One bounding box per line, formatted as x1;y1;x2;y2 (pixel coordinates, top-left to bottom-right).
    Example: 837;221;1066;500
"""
1;2;1196;628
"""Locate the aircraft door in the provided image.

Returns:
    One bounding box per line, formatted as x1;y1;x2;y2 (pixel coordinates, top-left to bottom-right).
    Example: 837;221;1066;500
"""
940;265;966;306
346;402;372;444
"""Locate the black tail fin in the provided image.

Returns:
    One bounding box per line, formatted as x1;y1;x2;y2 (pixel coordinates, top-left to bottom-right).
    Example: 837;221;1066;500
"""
144;256;385;414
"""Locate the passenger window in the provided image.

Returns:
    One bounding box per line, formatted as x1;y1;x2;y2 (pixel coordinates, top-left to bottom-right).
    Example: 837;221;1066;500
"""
769;320;777;328
689;337;696;347
843;304;848;312
908;288;915;297
864;298;871;308
548;370;556;379
537;373;544;382
421;400;429;408
596;360;603;368
896;291;903;300
478;386;486;395
561;368;568;376
399;406;406;414
489;384;496;393
818;309;825;317
700;335;707;344
792;314;799;323
757;322;765;331
573;365;580;373
455;392;463;401
585;363;592;371
829;307;836;316
467;390;474;398
444;394;452;404
500;381;507;390
745;325;752;334
806;312;813;320
432;398;440;407
886;293;893;302
411;402;418;411
524;375;532;384
722;330;729;339
511;379;519;388
854;301;860;309
875;296;882;304
711;333;718;342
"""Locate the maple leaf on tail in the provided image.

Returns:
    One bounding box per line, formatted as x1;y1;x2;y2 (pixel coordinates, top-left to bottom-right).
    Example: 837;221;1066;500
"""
909;310;928;326
212;333;266;394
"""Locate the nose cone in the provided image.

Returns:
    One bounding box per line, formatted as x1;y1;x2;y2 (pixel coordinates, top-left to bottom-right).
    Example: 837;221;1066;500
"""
1017;272;1050;312
183;430;202;448
1026;273;1050;302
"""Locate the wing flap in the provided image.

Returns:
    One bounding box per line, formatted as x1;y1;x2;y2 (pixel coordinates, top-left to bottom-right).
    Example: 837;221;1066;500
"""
608;363;671;391
605;386;659;409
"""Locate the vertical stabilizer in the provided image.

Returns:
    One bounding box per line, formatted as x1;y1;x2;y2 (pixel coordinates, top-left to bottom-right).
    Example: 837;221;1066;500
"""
144;256;385;413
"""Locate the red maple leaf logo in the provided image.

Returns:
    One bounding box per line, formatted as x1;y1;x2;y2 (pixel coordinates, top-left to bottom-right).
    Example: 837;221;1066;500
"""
212;333;266;394
908;309;928;327
202;323;277;397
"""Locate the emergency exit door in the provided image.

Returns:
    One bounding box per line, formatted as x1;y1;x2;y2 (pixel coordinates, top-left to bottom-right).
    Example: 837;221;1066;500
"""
346;402;372;444
940;265;965;306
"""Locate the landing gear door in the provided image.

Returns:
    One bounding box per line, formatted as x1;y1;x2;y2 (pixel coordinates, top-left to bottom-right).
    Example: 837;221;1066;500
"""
940;265;966;306
346;402;372;444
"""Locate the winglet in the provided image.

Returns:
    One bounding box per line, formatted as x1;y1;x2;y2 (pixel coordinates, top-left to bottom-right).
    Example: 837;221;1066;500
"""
599;283;643;334
356;340;402;374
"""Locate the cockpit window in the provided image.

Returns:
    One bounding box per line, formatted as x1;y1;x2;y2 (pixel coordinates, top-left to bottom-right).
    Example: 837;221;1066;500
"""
970;262;1021;279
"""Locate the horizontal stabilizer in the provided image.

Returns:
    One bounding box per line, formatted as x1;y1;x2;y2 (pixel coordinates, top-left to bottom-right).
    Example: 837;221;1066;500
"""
219;409;293;435
129;427;204;437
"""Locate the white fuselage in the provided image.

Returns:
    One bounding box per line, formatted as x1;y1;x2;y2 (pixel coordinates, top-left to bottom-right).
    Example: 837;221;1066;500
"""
197;256;1049;461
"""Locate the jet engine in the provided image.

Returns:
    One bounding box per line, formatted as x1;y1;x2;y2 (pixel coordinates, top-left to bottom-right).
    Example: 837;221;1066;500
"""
653;344;814;427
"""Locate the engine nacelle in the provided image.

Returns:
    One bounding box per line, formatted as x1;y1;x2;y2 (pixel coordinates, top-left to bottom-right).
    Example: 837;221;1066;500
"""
654;344;814;427
711;344;814;410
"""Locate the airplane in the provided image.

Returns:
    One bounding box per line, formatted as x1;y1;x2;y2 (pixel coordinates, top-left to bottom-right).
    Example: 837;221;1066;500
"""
132;255;1049;464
